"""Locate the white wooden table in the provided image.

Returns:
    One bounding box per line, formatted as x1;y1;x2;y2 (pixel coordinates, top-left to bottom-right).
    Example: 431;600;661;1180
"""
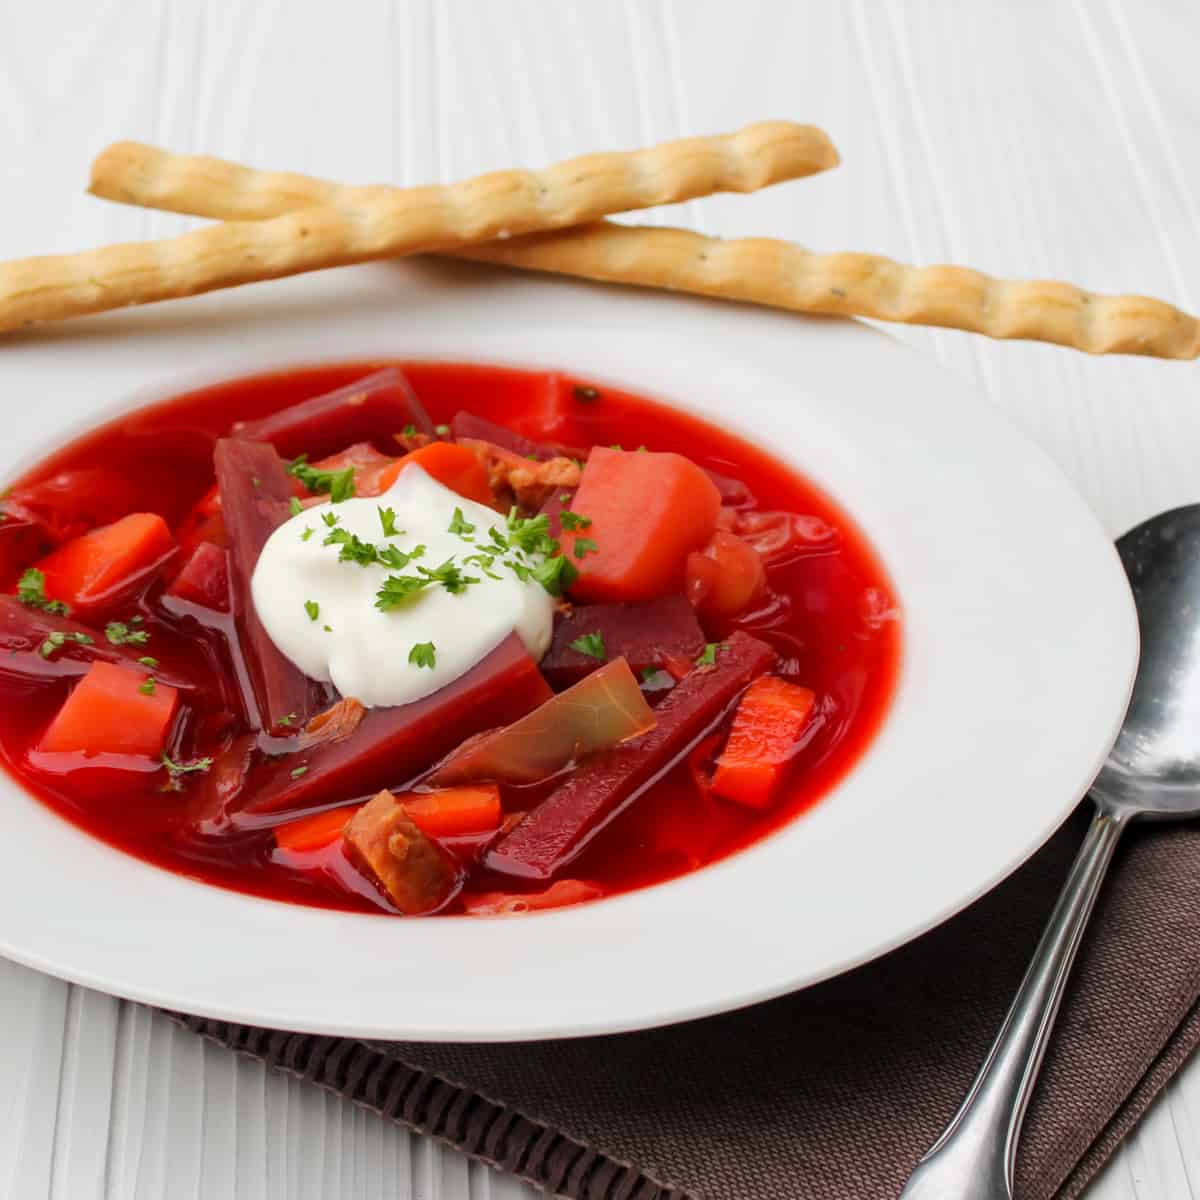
1;2;1198;1195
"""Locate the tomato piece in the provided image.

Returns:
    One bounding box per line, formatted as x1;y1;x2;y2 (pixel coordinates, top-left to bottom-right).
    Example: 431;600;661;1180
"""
38;661;178;758
686;531;766;619
565;448;721;603
34;512;175;617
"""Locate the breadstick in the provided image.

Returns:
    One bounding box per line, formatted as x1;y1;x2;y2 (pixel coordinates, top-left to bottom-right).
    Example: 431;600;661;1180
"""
0;121;836;333
90;142;1200;359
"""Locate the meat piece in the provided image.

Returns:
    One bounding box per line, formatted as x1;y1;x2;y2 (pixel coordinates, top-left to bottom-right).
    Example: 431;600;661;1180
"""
458;439;582;512
540;596;706;689
215;439;326;732
237;633;552;818
232;367;433;458
343;790;462;915
485;630;776;880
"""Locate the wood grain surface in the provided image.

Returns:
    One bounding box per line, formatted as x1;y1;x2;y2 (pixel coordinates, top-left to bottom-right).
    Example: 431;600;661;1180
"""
1;1;1197;1195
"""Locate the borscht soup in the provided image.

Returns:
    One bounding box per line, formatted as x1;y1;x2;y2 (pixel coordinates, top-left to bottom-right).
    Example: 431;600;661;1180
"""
0;363;899;916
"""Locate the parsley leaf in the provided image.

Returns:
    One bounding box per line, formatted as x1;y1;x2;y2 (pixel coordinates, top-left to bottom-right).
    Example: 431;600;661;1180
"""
38;630;93;659
448;507;476;538
409;641;436;669
434;424;451;437
323;528;381;566
160;752;214;791
573;537;598;560
696;642;722;668
137;656;159;668
375;574;431;610
138;676;156;695
105;621;150;647
532;554;578;596
559;510;592;532
17;568;70;615
570;632;606;660
290;765;308;779
378;506;401;538
278;712;297;727
287;455;356;503
321;510;340;528
304;600;320;622
417;558;479;594
506;510;556;556
289;496;303;517
301;526;314;542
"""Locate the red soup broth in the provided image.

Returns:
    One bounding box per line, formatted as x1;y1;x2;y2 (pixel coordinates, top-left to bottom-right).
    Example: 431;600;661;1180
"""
0;362;901;914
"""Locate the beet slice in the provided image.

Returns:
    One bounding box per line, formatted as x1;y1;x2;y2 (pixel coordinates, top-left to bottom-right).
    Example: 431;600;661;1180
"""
0;595;192;690
0;501;57;587
165;541;230;612
539;486;576;541
540;596;706;689
485;630;776;880
236;633;552;820
232;367;432;459
451;411;557;461
215;439;324;733
705;468;755;510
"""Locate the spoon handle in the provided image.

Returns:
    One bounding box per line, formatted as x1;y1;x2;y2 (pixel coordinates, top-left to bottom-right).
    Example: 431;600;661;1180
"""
899;806;1127;1200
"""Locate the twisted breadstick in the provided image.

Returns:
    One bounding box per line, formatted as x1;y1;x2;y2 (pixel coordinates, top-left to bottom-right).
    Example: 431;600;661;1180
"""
89;140;1200;359
0;121;835;333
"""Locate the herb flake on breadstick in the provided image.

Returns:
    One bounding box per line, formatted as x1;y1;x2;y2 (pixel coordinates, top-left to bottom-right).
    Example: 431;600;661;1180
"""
0;121;838;333
88;140;1199;359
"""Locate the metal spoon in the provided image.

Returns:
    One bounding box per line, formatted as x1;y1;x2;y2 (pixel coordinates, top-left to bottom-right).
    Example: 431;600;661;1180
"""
900;503;1200;1200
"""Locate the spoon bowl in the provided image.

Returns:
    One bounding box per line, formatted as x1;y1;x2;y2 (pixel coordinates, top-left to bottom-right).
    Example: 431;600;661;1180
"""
902;503;1200;1200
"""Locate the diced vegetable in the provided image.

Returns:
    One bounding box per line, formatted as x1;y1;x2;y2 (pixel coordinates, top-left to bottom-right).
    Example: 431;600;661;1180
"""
539;487;576;540
486;630;776;879
686;531;766;620
33;513;175;617
165;541;229;612
564;448;721;603
8;469;144;543
462;879;604;916
373;442;495;506
215;439;324;733
429;658;655;786
711;676;817;808
305;442;397;498
232;367;433;457
238;633;552;818
0;595;190;688
274;804;364;853
343;790;462;915
38;661;178;758
539;596;705;689
402;785;502;837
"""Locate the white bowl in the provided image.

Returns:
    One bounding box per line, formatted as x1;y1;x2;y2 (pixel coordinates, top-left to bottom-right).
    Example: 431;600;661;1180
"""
0;261;1137;1041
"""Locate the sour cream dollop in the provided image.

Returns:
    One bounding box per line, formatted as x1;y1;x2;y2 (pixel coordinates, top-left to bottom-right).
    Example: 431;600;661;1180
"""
252;466;555;707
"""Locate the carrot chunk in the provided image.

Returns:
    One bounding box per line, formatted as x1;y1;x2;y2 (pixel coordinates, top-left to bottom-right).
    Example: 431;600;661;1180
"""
274;804;364;853
34;513;174;616
375;442;494;506
39;661;178;758
565;448;721;602
710;675;816;808
401;785;502;837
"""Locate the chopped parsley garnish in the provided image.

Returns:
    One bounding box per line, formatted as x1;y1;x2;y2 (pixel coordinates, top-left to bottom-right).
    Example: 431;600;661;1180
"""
696;642;721;668
38;631;94;659
290;765;309;779
137;656;159;668
640;666;668;685
375;574;430;610
377;544;415;569
323;624;332;632
488;525;510;552
289;496;303;517
409;641;436;669
301;526;314;542
278;712;297;727
160;752;214;790
323;527;380;566
573;537;598;560
532;554;578;596
463;552;502;580
402;424;417;438
570;632;606;660
304;600;320;622
558;510;592;532
321;510;341;528
377;506;401;538
434;424;451;437
506;510;556;556
17;568;69;615
448;507;476;538
417;558;479;594
105;621;150;647
287;455;356;503
573;384;600;403
138;676;156;695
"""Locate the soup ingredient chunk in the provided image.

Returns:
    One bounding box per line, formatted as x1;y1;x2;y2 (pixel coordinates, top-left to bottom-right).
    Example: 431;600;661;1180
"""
343;790;462;915
38;661;178;758
564;447;721;603
686;530;766;619
34;513;175;617
166;541;230;612
375;442;494;506
710;676;817;808
402;785;502;837
486;630;776;879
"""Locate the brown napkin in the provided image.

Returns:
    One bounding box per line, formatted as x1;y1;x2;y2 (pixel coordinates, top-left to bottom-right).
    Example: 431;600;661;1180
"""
176;805;1200;1199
